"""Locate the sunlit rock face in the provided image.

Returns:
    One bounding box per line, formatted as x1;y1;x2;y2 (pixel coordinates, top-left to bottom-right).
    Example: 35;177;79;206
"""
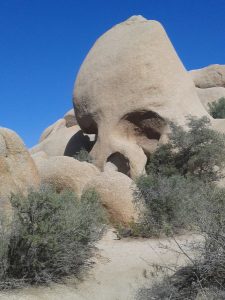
0;127;40;212
73;15;208;178
190;64;225;89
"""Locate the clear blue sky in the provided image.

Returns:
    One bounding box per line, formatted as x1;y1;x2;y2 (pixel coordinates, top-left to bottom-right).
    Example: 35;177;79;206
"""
0;0;225;147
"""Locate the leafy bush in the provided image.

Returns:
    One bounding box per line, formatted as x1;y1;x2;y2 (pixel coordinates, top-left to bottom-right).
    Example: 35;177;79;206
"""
208;97;225;119
0;186;105;288
73;148;93;163
147;116;225;182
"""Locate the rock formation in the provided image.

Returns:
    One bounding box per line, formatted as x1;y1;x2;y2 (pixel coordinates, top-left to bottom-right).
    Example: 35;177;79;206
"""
2;16;224;226
39;118;67;143
35;156;99;197
190;65;225;113
85;169;139;225
196;87;225;112
190;64;225;89
31;111;94;157
64;109;77;127
0;128;40;211
73;15;208;178
30;123;81;156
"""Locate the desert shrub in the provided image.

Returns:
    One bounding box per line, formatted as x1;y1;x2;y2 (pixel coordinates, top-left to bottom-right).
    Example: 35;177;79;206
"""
135;116;225;297
136;186;225;299
73;148;93;163
133;116;225;237
0;186;105;289
0;216;11;283
208;97;225;119
147;116;225;182
134;174;211;237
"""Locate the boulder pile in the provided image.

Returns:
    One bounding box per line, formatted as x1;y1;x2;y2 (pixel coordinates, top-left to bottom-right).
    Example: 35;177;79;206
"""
1;16;224;224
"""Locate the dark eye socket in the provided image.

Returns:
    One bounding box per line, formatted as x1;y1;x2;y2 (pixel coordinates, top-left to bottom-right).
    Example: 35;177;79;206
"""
75;112;98;134
122;110;166;140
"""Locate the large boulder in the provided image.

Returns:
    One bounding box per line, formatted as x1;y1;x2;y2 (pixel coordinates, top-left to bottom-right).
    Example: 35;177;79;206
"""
30;125;81;156
190;64;225;89
39;110;77;143
35;156;99;196
73;15;209;179
31;110;94;157
85;169;139;225
39;118;66;143
35;155;138;225
196;87;225;112
0;128;40;211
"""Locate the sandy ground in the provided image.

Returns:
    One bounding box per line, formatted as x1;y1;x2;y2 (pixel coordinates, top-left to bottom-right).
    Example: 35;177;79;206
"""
0;230;199;300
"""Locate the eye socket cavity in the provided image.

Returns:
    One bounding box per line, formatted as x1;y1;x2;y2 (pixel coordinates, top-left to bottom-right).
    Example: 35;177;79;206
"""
122;110;166;140
75;112;98;134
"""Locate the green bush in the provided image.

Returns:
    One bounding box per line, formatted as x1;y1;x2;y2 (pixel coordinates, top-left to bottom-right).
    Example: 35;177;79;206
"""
147;116;225;182
135;116;225;297
208;97;225;119
134;116;225;237
73;148;93;163
0;186;105;288
134;174;210;237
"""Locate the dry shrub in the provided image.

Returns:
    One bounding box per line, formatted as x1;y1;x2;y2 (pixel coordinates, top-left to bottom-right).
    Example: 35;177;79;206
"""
0;186;105;289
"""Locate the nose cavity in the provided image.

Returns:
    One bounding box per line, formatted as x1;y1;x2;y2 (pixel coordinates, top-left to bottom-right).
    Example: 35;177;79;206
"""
106;152;130;177
106;142;147;179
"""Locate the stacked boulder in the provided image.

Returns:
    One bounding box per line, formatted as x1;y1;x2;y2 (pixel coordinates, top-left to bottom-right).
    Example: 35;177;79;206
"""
190;64;225;112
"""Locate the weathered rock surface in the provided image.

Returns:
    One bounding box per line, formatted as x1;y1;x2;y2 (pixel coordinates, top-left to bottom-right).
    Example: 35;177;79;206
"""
39;110;77;143
64;130;95;157
190;64;225;89
34;154;138;224
85;169;139;225
196;87;225;111
212;119;225;134
64;109;77;127
73;15;208;178
31;150;48;165
39;118;66;143
0;128;40;211
31;109;93;157
30;125;81;156
35;156;99;196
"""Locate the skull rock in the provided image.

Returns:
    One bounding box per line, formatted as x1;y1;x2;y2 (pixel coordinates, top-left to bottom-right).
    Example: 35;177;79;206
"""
73;15;209;178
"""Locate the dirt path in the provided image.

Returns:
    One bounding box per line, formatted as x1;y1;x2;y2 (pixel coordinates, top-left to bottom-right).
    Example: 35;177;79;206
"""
0;230;199;300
